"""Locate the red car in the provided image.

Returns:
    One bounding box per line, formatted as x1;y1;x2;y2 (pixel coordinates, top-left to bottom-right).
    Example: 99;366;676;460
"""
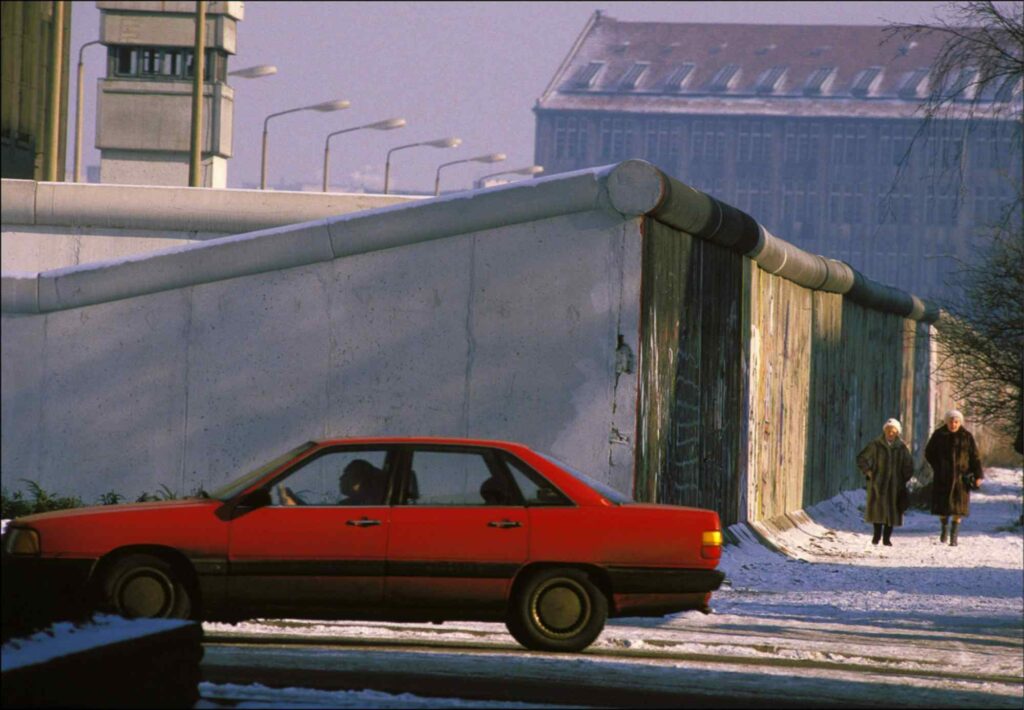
2;438;724;651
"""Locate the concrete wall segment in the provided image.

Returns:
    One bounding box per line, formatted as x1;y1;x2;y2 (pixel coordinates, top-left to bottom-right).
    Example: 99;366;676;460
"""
39;220;336;312
1;179;415;234
1;273;40;314
1;179;36;225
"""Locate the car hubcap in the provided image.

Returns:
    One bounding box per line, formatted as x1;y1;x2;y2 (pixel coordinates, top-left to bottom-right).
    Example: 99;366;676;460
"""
118;569;173;617
531;577;590;638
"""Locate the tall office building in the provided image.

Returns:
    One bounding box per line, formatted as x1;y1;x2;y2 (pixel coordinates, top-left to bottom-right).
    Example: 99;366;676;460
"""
534;12;1021;298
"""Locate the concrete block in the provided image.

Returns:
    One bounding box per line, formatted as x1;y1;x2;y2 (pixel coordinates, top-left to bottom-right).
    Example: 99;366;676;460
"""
0;313;45;487
41;221;336;312
36;290;191;499
0;179;36;225
0;273;40;313
182;262;332;491
326;168;607;259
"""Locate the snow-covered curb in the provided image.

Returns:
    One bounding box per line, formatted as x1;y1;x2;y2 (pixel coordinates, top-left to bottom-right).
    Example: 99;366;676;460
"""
1;614;192;673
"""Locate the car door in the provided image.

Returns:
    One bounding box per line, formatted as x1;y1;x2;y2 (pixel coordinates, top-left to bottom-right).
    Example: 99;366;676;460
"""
386;446;528;612
226;446;393;615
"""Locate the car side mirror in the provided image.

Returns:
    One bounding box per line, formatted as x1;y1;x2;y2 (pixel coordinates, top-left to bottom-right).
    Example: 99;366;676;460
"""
238;488;271;509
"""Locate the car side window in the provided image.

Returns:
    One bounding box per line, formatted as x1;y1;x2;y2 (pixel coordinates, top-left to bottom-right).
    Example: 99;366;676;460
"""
271;449;389;507
402;450;515;506
504;455;573;506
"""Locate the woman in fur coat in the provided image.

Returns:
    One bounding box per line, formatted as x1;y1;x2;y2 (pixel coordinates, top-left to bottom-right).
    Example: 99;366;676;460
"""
925;409;983;547
856;418;914;545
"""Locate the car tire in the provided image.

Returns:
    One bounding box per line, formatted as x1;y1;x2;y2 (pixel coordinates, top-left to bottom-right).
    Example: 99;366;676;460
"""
102;553;193;619
506;567;607;652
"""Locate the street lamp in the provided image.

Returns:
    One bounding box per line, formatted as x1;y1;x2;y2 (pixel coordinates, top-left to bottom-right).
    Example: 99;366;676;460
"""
261;99;350;189
434;153;506;196
229;64;278;79
322;117;406;192
475;165;545;189
384;137;461;194
74;39;103;182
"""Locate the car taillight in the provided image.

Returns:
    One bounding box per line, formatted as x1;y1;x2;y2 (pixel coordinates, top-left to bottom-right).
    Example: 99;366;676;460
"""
701;530;722;559
4;527;40;556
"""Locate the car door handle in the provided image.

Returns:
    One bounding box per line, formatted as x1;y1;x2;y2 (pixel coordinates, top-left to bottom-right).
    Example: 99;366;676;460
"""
346;518;382;527
488;520;522;528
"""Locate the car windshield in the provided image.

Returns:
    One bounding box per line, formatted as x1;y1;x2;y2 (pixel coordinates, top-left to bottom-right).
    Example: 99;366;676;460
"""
208;442;318;501
536;452;634;505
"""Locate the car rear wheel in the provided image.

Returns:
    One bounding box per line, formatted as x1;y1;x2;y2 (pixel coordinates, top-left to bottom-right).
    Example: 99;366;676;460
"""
506;568;607;652
102;553;193;619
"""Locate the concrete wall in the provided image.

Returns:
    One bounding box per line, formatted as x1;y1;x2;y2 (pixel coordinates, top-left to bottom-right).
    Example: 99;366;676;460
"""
2;161;947;526
0;179;416;272
2;180;642;501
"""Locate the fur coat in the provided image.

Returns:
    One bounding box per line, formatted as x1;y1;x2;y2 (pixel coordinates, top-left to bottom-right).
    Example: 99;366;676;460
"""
856;435;914;526
925;425;983;517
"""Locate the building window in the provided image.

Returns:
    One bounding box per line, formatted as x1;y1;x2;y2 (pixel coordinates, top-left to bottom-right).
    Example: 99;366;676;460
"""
830;122;867;165
737;120;772;162
109;45;226;83
828;183;865;224
783;122;820;163
877;184;915;225
972;184;1012;224
924;184;958;224
736;176;773;223
689;119;726;162
599;118;612;159
554;117;567;158
878;123;915;167
782;181;819;226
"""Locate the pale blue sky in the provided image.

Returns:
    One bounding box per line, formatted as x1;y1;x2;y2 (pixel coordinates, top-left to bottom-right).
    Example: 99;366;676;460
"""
68;1;948;192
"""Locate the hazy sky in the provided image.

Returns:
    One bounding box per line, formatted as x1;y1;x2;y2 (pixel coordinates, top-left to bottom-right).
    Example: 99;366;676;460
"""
68;1;949;193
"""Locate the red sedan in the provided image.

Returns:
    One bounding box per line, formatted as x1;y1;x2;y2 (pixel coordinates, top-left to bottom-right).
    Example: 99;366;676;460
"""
2;438;724;652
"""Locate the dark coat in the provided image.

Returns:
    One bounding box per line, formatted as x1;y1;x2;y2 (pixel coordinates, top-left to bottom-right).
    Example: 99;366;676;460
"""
925;425;983;517
856;435;914;526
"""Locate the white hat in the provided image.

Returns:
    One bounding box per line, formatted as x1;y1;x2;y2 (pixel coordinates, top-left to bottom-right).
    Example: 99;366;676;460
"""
883;418;902;434
944;409;964;423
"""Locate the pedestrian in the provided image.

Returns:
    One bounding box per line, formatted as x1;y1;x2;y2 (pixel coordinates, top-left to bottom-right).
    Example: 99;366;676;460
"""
856;418;914;546
924;409;983;546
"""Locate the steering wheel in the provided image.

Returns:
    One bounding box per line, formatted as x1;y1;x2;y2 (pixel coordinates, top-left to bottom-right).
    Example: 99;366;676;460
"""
276;483;307;506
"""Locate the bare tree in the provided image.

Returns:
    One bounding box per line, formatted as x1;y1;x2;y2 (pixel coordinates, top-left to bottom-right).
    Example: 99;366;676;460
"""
887;2;1022;448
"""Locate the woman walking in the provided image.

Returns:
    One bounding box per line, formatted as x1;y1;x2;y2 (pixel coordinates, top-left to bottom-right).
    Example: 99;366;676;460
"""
856;418;914;545
925;409;983;547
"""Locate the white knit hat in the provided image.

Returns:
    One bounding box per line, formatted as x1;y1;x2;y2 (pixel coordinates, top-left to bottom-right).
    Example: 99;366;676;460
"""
883;418;902;434
944;409;964;423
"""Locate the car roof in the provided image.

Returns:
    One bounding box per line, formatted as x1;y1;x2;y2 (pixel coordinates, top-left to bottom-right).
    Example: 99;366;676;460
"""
313;436;530;450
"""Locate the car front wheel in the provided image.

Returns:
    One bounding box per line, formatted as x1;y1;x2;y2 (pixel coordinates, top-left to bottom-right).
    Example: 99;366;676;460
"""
102;553;193;619
506;568;607;652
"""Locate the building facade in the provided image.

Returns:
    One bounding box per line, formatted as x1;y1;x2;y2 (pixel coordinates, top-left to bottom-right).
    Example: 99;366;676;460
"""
534;12;1021;299
96;1;243;187
1;1;72;181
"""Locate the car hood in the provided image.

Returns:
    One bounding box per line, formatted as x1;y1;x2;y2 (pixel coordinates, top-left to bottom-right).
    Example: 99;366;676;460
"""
10;498;219;525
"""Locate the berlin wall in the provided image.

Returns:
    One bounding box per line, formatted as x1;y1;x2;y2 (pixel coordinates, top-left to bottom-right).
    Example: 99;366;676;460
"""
1;161;944;526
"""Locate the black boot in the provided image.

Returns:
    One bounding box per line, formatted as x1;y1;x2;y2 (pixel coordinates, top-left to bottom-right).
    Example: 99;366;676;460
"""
871;523;882;545
882;525;893;546
940;518;948;543
949;521;959;547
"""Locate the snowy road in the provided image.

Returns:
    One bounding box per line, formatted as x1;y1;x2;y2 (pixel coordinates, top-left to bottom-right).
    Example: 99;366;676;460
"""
199;467;1023;708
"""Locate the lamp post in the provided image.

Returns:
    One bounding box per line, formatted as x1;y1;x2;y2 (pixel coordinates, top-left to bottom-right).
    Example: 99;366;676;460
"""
228;64;277;79
74;40;103;183
384;137;461;194
475;165;544;189
434;153;506;196
188;0;206;187
261;99;350;189
323;118;405;192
